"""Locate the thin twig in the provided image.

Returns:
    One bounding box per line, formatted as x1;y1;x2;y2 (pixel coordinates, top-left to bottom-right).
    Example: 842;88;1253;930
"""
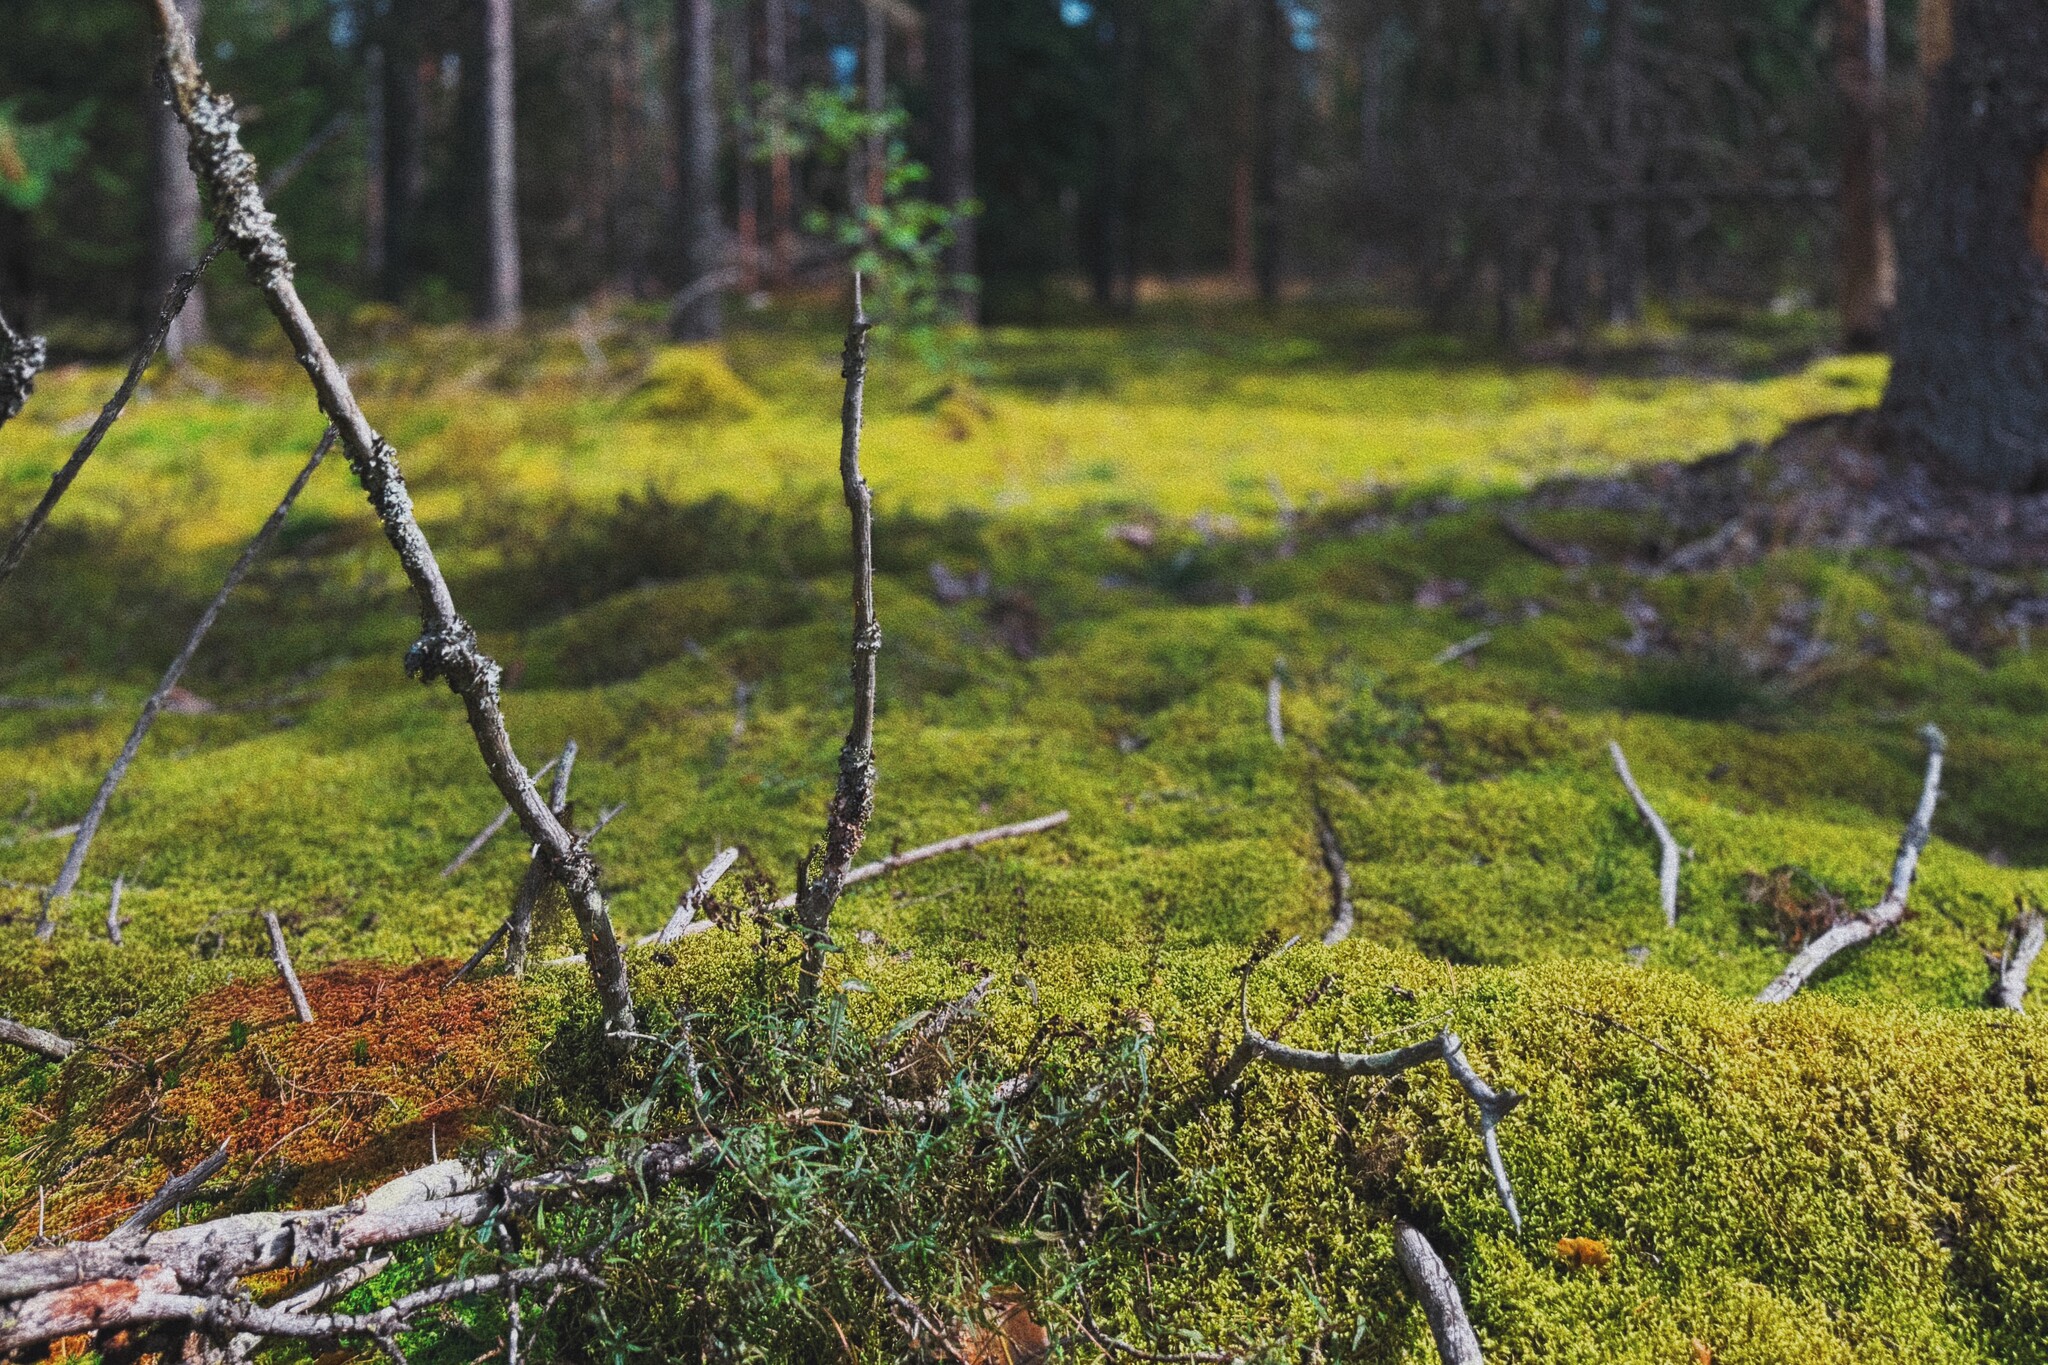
147;3;634;1038
34;428;336;937
1991;907;2046;1013
1607;739;1681;929
264;911;315;1023
1312;804;1355;946
443;922;510;992
797;277;879;1000
440;755;560;877
649;846;740;944
0;1017;77;1062
1392;1220;1483;1365
1757;726;1946;1004
1432;631;1493;666
106;875;126;946
832;1215;964;1360
114;1140;230;1237
507;739;577;976
1266;666;1285;748
1560;1005;1711;1081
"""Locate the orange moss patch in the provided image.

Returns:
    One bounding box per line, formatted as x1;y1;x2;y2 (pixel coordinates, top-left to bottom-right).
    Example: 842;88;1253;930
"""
16;962;541;1244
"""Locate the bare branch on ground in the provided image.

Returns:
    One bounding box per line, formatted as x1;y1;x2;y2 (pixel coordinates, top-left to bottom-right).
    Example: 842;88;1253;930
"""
1607;740;1681;929
1392;1220;1484;1365
1991;906;2045;1013
263;910;314;1023
1312;805;1356;946
0;1017;77;1062
113;1141;230;1238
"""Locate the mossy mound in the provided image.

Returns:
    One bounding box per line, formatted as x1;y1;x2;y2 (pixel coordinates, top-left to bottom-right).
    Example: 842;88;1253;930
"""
625;343;764;422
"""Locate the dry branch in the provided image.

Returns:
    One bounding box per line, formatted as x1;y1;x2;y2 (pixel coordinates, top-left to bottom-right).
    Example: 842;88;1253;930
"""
1392;1220;1484;1365
796;280;879;999
770;811;1071;914
146;2;634;1037
1432;631;1493;666
1991;908;2045;1013
1312;805;1356;946
439;753;560;878
0;306;48;430
263;911;314;1023
507;739;577;976
1607;740;1681;929
113;1141;230;1238
1266;668;1285;748
649;846;740;944
35;428;335;938
1756;726;1946;1004
0;1017;77;1062
105;875;125;946
1216;949;1523;1230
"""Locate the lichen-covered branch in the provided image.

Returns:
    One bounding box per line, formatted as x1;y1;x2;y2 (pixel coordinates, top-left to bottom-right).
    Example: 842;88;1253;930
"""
145;0;633;1037
1607;739;1680;929
0;1017;77;1062
1392;1220;1484;1365
1756;725;1946;1004
796;280;879;999
36;428;335;938
0;306;48;430
650;846;740;944
1216;950;1523;1230
1992;907;2045;1012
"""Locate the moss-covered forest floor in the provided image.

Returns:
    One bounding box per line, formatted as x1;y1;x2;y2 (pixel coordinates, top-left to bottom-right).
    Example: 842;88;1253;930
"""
4;299;2047;1362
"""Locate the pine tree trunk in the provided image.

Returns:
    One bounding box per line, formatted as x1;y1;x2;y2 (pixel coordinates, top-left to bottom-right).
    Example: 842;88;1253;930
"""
763;0;795;287
1549;0;1591;337
381;0;427;301
482;0;522;328
364;42;387;283
1881;0;2048;489
1253;0;1285;304
862;0;887;217
146;0;206;357
672;0;724;340
1838;0;1896;350
930;0;978;321
732;2;760;294
1604;0;1645;325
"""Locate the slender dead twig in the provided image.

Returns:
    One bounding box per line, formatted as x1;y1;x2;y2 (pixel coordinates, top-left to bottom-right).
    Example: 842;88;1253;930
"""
443;921;510;992
796;278;879;1001
264;911;315;1023
1991;906;2046;1013
1560;1005;1712;1082
1757;726;1946;1004
1266;667;1285;748
1312;804;1356;946
771;811;1070;914
224;1254;395;1363
34;428;336;938
1432;631;1493;666
0;305;48;429
114;1140;230;1237
507;739;577;975
105;875;126;945
832;1215;964;1360
1216;947;1523;1230
147;4;634;1037
440;754;560;877
650;846;740;944
1607;739;1681;930
1392;1220;1484;1365
0;1017;77;1062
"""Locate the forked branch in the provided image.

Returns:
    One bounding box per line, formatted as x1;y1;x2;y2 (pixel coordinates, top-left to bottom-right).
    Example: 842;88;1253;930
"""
146;1;633;1037
1756;725;1946;1004
1607;740;1680;929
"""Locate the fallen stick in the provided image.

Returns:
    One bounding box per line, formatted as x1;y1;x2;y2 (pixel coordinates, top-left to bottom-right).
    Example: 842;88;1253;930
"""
1432;631;1493;666
1312;805;1356;946
34;428;336;939
263;911;315;1023
1607;740;1681;929
224;1254;396;1363
1215;945;1523;1230
1756;725;1946;1004
451;802;624;987
113;1141;230;1238
439;753;561;877
149;2;634;1038
1991;907;2046;1013
1393;1220;1484;1365
0;1017;77;1062
648;846;740;945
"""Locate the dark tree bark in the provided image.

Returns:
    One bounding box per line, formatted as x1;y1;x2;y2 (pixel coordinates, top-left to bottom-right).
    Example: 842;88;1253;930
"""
364;41;387;283
929;0;978;321
1549;0;1592;336
671;0;724;340
1604;0;1646;325
1881;0;2048;489
146;0;206;358
1837;0;1895;349
1252;0;1286;304
380;0;427;301
1092;0;1139;313
861;0;887;217
481;0;521;328
732;2;760;293
763;0;795;287
1918;0;1954;113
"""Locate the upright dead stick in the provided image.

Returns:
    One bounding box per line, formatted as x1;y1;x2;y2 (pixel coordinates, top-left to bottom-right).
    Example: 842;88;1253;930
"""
1607;740;1681;929
263;911;314;1023
506;739;577;975
439;753;560;877
1756;725;1946;1004
106;875;126;945
1392;1221;1484;1365
1266;666;1285;748
1992;907;2046;1012
1312;804;1356;946
146;3;633;1038
35;428;335;939
796;278;878;1000
114;1140;230;1237
0;305;48;429
0;1017;77;1062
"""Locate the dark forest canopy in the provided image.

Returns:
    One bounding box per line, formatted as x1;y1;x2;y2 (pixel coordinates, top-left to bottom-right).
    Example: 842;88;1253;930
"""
0;0;1929;344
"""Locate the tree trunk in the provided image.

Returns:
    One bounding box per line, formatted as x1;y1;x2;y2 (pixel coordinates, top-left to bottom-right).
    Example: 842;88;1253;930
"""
1604;0;1645;325
1918;0;1954;113
381;0;427;301
672;0;724;340
862;0;887;217
1838;0;1896;349
732;2;760;293
481;0;521;328
364;42;387;283
1550;0;1591;337
930;0;978;321
763;0;795;287
1253;0;1286;304
146;0;206;358
1881;0;2048;489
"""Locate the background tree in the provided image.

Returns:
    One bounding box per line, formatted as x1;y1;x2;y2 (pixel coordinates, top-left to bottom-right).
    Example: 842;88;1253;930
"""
929;0;975;320
145;0;205;357
671;0;723;340
481;0;521;328
1837;0;1895;350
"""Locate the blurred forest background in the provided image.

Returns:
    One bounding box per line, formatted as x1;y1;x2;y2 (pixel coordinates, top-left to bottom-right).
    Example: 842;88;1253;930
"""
0;0;1929;352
